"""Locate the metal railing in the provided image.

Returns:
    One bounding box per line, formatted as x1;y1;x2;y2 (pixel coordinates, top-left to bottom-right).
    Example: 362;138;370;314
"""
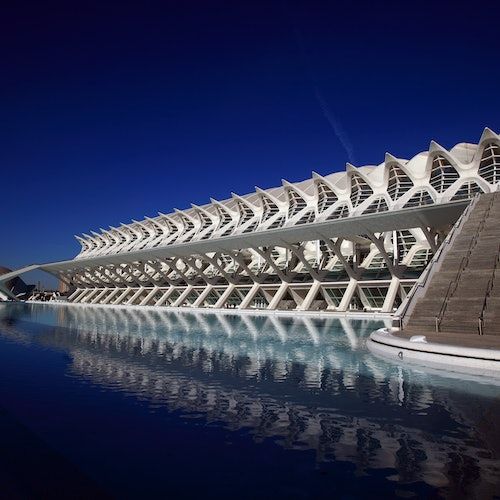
435;193;496;332
393;194;479;330
478;242;500;335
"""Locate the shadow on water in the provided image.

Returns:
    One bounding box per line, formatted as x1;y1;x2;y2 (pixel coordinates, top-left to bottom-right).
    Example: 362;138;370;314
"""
0;302;500;498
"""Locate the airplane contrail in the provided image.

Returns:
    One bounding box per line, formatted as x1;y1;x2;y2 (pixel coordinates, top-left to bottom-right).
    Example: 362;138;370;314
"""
313;84;355;163
283;2;356;163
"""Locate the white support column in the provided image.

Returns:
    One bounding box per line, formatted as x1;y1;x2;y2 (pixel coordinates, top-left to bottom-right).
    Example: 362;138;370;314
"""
338;279;358;312
77;288;95;303
420;226;439;253
298;280;321;311
251;247;290;283
155;287;175;306
102;288;121;304
81;288;100;304
193;285;213;308
127;287;145;305
280;241;321;281
68;288;83;301
239;282;260;309
113;288;132;305
91;288;109;304
319;236;359;280
267;282;289;310
171;285;193;307
140;287;160;306
365;232;401;278
214;284;236;309
382;276;400;313
289;288;305;308
70;288;89;303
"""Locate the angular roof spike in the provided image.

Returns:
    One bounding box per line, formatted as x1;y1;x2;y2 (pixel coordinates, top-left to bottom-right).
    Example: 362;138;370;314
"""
175;208;196;220
429;140;446;153
210;197;234;212
385;152;398;163
255;186;282;204
480;127;498;142
231;191;252;204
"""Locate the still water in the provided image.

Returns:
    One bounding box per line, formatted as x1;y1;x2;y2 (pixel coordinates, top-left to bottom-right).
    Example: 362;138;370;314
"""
0;303;499;498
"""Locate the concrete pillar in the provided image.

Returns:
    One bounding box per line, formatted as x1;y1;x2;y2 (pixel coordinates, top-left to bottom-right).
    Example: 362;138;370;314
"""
68;288;83;301
81;288;100;304
239;283;260;309
91;288;109;304
126;287;146;305
113;288;132;305
101;288;121;304
267;282;289;310
71;288;89;303
140;287;160;306
215;284;236;309
338;279;358;312
193;285;214;308
382;277;400;313
298;280;321;311
171;285;193;307
155;287;175;306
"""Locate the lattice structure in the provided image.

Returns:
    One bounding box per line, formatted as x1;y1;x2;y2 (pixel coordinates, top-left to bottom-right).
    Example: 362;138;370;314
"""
18;128;500;314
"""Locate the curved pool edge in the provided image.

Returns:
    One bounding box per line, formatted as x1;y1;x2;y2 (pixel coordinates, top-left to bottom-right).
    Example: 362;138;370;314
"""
367;329;500;378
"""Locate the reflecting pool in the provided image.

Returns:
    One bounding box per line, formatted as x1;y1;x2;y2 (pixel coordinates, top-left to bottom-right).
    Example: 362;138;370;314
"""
0;303;499;498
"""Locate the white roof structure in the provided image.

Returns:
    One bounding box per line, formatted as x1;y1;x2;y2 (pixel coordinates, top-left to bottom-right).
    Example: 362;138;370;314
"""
73;128;500;260
3;128;500;314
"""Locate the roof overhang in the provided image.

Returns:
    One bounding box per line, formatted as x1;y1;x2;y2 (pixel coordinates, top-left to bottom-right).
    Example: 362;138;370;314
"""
40;200;468;272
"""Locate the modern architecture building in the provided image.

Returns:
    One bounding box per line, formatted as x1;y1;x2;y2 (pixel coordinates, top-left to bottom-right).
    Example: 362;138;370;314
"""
3;128;500;313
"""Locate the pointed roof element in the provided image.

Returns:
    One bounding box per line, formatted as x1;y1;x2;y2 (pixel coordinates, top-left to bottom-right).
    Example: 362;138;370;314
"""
174;208;196;221
385;152;399;164
429;140;446;154
479;127;499;142
255;186;283;205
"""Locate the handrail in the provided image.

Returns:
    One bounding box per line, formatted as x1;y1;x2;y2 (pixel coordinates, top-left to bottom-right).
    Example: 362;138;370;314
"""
478;242;500;335
435;193;496;332
394;194;479;330
435;256;466;332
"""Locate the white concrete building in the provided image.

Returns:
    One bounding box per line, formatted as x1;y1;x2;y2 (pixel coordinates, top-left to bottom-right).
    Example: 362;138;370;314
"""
3;128;500;312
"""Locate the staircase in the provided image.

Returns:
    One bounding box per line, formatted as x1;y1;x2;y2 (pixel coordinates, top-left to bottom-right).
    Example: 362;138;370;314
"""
405;192;500;336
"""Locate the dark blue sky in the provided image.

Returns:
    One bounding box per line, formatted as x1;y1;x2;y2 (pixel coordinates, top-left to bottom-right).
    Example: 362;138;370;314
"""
2;0;499;284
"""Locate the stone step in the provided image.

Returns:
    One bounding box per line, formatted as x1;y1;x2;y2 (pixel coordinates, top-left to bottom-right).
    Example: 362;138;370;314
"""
405;192;500;335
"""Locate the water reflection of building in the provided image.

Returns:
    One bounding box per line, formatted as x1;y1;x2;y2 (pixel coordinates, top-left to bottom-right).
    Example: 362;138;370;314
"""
0;306;485;496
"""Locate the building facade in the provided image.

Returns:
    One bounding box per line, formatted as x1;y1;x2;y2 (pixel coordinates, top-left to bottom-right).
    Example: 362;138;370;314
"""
36;128;500;313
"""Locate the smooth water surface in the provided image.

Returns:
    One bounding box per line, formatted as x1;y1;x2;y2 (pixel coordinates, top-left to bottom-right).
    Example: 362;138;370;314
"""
0;303;499;498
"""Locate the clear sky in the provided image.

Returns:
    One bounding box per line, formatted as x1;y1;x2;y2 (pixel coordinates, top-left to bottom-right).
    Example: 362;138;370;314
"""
1;0;499;285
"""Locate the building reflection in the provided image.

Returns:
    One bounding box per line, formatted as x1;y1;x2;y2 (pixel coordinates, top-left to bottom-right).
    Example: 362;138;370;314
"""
1;304;500;497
